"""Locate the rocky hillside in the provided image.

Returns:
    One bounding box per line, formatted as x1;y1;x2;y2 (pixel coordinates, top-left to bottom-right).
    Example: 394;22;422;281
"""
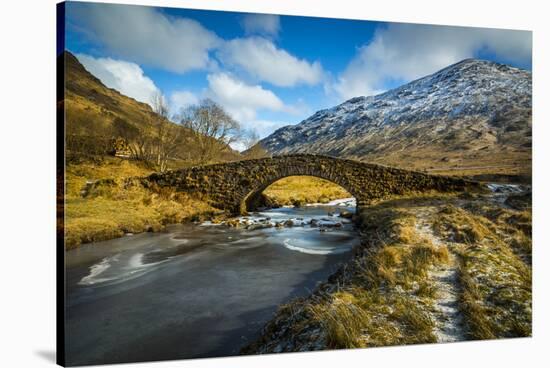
259;59;532;176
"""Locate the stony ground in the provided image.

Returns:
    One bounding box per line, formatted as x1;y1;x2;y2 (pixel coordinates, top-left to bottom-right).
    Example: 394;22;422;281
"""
242;186;532;353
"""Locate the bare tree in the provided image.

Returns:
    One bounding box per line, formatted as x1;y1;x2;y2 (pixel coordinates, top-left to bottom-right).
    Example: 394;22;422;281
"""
241;128;268;160
149;92;186;172
151;92;169;119
128;129;154;163
242;129;260;150
178;99;241;164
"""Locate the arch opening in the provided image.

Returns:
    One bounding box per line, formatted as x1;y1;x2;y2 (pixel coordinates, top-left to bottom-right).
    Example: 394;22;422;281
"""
241;175;357;215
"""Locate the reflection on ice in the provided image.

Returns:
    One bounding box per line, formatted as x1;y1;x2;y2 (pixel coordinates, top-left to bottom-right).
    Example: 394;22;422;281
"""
305;197;356;207
78;250;170;287
78;198;359;287
200;197;359;256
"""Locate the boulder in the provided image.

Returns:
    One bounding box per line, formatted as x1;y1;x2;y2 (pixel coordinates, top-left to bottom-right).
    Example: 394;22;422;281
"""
339;210;354;219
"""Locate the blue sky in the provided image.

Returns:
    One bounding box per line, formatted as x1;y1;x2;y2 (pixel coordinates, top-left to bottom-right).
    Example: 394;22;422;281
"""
64;1;532;148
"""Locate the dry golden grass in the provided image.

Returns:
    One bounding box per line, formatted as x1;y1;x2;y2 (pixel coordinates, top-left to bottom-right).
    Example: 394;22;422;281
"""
65;156;153;197
64;157;218;249
432;205;496;243
362;147;531;178
308;288;438;349
263;176;351;206
245;192;532;353
290;202;451;349
431;204;532;339
462;201;532;260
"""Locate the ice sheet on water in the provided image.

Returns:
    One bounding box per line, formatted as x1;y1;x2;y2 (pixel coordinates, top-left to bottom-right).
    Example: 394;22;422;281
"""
78;251;169;287
305;197;356;207
486;183;525;193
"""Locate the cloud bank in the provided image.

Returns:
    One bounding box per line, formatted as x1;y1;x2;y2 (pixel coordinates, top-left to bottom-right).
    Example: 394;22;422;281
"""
68;2;321;88
335;23;532;100
69;3;220;73
218;37;324;87
76;54;160;106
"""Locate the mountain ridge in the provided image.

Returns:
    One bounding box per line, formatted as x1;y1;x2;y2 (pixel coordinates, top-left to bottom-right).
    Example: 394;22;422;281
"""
259;58;532;176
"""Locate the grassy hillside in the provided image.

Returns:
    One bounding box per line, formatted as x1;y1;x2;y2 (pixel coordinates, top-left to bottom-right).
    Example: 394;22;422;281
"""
64;157;221;249
64;52;157;137
62;51;241;163
63;50;164;158
363;144;532;179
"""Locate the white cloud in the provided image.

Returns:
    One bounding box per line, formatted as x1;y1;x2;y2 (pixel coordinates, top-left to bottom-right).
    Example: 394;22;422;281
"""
169;90;199;114
218;37;324;87
206;72;287;122
241;14;280;37
204;73;305;141
248;120;291;138
229;120;289;151
76;53;159;106
229;141;248;152
68;3;324;90
69;2;220;73
335;23;532;100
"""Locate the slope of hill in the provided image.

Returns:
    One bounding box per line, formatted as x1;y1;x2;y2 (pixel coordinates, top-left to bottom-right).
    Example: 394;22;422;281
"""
62;50;242;163
259;59;532;177
63;50;160;138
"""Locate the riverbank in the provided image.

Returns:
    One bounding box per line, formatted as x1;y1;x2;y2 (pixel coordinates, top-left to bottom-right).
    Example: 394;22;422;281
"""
64;202;358;365
64;158;221;249
242;187;532;352
64;158;352;249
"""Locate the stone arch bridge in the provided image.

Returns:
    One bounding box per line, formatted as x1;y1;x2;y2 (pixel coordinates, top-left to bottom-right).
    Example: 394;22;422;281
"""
145;154;479;215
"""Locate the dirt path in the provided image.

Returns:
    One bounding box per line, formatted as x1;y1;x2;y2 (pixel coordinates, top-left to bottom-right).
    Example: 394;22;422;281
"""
414;207;466;343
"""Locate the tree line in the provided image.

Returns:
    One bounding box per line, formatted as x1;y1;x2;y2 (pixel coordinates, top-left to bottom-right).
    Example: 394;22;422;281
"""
68;92;268;171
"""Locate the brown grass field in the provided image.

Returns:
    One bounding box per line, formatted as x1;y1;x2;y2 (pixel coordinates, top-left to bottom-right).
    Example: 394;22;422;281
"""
243;191;531;352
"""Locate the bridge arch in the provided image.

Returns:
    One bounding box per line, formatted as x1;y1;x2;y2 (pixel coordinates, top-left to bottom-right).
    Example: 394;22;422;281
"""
240;173;358;214
145;154;478;215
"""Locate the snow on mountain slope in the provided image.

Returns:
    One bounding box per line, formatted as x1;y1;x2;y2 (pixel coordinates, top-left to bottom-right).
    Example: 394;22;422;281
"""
259;59;531;175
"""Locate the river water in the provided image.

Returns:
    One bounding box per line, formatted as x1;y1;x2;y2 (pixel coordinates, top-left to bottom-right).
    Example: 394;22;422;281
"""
64;199;359;366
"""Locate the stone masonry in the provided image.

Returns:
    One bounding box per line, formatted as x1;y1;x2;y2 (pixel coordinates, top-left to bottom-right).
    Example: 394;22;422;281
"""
145;154;481;214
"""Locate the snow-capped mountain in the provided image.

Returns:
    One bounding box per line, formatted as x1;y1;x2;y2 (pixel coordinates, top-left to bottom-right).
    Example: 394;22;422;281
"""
259;59;532;174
